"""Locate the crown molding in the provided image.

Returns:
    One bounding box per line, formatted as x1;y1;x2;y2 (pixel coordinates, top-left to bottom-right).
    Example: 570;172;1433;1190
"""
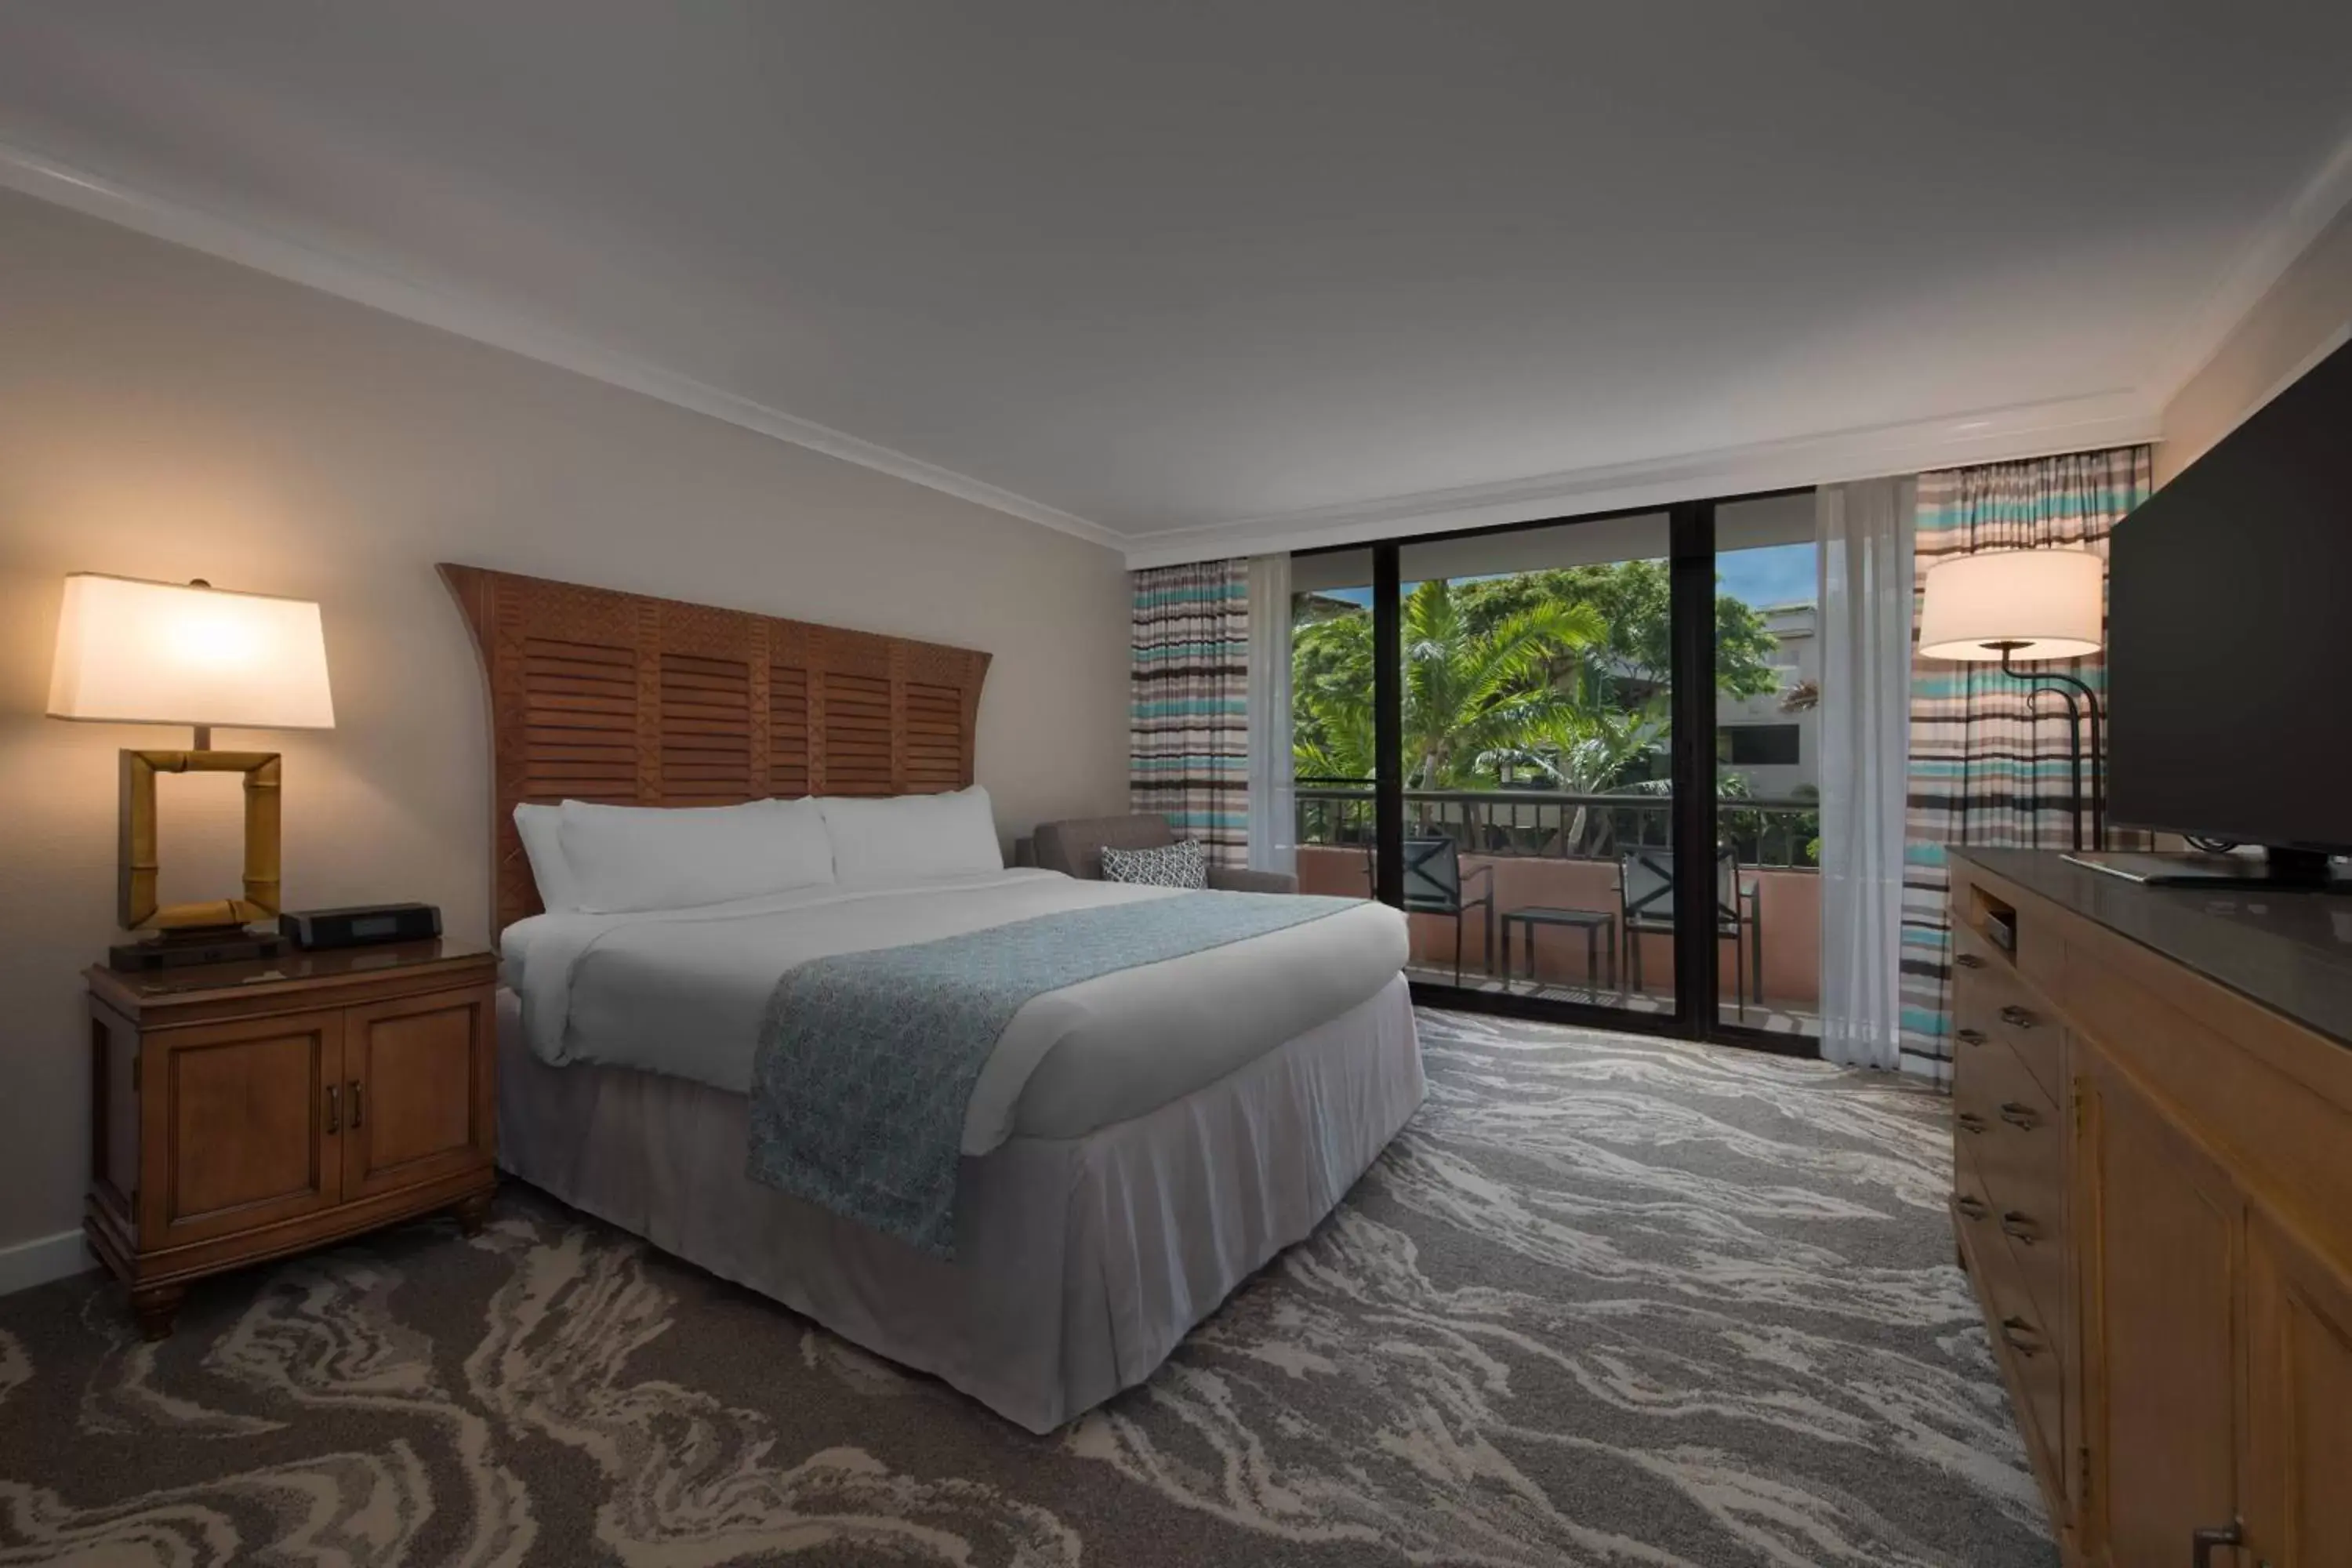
0;136;1125;553
1121;391;2161;568
2146;114;2352;408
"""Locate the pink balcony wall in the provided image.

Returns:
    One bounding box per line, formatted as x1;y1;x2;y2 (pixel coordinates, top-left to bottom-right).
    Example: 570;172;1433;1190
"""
1296;845;1822;1006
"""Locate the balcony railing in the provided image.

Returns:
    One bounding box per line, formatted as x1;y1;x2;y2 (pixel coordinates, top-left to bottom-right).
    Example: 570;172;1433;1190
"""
1295;779;1820;871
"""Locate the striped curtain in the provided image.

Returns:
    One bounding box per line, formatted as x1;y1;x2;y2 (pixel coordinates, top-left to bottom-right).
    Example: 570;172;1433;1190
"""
1899;446;2153;1082
1131;560;1249;865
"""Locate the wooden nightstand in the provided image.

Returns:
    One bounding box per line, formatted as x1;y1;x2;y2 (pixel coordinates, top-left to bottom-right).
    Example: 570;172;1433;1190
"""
85;940;499;1339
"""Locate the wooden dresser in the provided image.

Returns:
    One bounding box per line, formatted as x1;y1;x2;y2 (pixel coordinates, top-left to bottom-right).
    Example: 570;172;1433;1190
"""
85;941;499;1338
1947;850;2352;1567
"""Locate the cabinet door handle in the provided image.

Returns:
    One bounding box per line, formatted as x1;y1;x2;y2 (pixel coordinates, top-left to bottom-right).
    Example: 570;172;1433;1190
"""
2190;1519;2245;1568
1999;1004;2038;1029
1955;952;1986;971
1998;1316;2042;1358
325;1084;340;1135
1998;1102;2041;1132
348;1081;364;1129
1955;1112;1988;1136
1999;1211;2041;1246
1955;1027;1987;1048
1955;1195;1989;1221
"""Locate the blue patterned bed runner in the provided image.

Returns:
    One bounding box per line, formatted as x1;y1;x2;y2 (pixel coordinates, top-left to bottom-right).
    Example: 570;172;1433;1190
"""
744;891;1361;1258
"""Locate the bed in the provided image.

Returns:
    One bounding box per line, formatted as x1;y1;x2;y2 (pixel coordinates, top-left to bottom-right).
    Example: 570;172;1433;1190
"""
444;564;1422;1432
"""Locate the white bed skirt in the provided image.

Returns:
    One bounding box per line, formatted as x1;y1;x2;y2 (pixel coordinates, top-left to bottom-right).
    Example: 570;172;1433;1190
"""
496;975;1424;1432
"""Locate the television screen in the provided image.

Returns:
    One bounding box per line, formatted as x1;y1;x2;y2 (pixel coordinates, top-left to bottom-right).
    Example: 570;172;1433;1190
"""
2107;336;2352;854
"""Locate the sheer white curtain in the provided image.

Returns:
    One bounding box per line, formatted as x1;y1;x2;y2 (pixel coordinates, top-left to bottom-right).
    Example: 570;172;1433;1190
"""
1817;477;1915;1070
1244;554;1296;876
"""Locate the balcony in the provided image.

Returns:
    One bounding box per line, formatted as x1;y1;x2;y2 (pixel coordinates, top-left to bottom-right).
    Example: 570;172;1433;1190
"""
1296;782;1821;1035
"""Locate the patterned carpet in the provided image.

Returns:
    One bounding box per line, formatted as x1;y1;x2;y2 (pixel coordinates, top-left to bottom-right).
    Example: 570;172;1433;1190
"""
0;1010;2054;1566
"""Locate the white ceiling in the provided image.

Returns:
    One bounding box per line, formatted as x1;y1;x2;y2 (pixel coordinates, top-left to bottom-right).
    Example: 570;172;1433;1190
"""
4;2;2350;564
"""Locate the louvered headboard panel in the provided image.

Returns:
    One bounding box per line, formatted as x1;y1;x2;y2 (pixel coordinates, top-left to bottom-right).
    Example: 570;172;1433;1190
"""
440;564;991;933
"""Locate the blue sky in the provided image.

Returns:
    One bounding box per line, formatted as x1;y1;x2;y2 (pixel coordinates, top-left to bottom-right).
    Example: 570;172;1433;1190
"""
1716;543;1816;608
1307;542;1817;611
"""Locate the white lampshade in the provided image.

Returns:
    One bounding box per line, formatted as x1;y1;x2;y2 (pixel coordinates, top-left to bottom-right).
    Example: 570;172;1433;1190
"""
47;574;336;729
1917;548;2105;662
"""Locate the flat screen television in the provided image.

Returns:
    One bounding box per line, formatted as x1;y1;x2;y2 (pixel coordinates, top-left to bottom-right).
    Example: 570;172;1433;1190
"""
2105;333;2352;881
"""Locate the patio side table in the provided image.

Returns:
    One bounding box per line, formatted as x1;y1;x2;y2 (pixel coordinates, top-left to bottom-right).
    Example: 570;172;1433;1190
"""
1499;906;1617;994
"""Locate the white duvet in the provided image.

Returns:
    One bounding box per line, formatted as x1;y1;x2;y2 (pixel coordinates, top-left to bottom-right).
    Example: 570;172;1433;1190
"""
503;869;1410;1156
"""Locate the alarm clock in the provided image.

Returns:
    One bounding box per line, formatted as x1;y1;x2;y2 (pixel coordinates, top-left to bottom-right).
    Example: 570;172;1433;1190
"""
278;902;443;951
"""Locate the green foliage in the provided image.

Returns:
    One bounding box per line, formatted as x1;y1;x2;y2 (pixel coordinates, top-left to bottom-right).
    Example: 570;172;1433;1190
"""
1490;702;1670;793
1292;562;1785;804
1291;578;1607;789
1452;561;1781;701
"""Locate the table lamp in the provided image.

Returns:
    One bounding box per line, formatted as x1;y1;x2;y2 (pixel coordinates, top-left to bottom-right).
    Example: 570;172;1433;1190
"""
47;573;336;970
1917;546;2106;851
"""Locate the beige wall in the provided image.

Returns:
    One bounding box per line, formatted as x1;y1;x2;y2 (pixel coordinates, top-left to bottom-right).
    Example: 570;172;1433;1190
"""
2158;202;2352;485
0;191;1132;1259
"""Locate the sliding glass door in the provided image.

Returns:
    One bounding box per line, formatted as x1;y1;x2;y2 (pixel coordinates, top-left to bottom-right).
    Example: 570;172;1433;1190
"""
1397;513;1677;1020
1292;492;1820;1053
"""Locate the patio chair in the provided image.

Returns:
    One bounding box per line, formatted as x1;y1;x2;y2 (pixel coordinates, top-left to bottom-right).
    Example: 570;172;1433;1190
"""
1359;837;1496;985
1617;846;1762;1018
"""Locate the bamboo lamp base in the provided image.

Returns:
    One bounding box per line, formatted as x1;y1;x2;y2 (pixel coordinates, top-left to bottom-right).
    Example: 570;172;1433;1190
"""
118;747;284;932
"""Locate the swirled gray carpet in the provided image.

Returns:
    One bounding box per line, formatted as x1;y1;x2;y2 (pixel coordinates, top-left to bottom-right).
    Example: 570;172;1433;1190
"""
0;1010;2054;1566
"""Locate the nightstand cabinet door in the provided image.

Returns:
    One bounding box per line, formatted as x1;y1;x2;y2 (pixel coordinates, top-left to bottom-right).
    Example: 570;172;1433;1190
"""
144;1008;346;1247
339;988;494;1203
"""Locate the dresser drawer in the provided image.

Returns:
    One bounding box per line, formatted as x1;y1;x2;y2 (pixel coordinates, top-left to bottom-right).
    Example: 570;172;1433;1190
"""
1952;1145;2002;1257
1955;1139;2067;1489
1953;924;2060;1105
1982;1215;2066;1481
1954;1032;2065;1326
2000;1171;2067;1339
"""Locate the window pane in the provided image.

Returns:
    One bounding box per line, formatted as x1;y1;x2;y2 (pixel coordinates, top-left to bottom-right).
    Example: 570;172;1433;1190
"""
1289;564;1378;903
1713;494;1821;1036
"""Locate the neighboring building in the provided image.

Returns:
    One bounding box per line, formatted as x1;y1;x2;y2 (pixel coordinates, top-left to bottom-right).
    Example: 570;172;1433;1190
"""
1716;601;1817;799
1292;590;1367;626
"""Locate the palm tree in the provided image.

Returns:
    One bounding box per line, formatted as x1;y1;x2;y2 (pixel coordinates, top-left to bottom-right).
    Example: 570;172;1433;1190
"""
1292;579;1606;789
1487;702;1668;793
1483;701;1671;852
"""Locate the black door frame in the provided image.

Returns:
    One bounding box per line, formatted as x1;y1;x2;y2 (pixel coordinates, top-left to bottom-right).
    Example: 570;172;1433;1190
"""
1323;486;1817;1058
1668;500;1723;1037
1371;541;1406;909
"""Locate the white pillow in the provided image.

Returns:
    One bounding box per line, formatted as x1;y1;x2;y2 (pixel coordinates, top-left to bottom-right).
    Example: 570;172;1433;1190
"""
818;786;1003;886
557;797;836;913
513;802;584;913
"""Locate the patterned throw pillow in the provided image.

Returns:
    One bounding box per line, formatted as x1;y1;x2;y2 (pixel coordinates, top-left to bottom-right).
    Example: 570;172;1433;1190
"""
1098;839;1209;890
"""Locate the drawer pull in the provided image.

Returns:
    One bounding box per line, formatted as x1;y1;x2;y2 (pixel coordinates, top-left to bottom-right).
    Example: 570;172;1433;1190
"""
325;1084;340;1136
1999;1316;2043;1358
1999;1211;2042;1246
1955;1195;1989;1221
1998;1102;2042;1132
1955;1112;1988;1136
2190;1519;2245;1568
1999;1004;2038;1030
1955;1027;1987;1048
1955;953;1986;971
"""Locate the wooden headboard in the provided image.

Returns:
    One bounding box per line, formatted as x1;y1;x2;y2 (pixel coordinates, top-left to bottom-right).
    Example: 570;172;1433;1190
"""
439;564;991;933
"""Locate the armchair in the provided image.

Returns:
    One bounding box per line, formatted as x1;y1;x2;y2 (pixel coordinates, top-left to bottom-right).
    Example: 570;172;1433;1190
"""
1022;815;1299;893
